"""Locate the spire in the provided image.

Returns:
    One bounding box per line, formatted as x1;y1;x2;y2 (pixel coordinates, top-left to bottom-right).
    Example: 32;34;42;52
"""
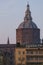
7;37;10;44
24;2;32;21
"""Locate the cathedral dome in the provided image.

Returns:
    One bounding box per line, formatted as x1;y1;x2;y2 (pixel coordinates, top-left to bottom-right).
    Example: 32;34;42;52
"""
18;21;37;28
16;3;40;45
18;4;37;29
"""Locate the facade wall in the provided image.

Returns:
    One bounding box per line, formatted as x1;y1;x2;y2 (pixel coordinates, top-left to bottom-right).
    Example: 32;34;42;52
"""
16;28;40;45
26;48;43;63
15;48;26;65
15;47;43;65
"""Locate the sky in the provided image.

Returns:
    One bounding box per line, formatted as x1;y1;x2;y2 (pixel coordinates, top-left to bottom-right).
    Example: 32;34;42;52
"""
0;0;43;44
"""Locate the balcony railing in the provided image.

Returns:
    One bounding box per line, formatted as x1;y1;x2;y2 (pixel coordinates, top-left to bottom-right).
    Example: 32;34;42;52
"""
27;59;43;62
26;54;43;56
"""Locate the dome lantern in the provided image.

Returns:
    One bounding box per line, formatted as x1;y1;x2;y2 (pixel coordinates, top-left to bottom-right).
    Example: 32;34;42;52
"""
18;3;37;29
24;3;32;22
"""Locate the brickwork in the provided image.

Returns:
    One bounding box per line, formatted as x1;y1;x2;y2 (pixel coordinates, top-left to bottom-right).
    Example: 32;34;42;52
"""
16;28;40;45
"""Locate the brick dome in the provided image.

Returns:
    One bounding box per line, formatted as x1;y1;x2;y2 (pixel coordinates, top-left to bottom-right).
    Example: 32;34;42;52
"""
16;4;40;45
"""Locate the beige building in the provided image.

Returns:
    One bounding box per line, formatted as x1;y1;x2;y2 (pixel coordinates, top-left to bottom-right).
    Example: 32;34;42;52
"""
15;48;26;65
15;45;43;65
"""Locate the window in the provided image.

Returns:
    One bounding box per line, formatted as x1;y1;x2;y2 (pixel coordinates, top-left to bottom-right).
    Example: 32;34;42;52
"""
22;57;25;61
18;57;25;63
18;63;21;65
33;51;38;54
23;51;25;54
18;58;21;61
26;56;33;60
39;51;43;54
18;51;21;54
26;51;33;54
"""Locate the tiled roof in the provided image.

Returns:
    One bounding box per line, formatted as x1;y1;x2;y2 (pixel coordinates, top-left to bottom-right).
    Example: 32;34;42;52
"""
0;44;16;48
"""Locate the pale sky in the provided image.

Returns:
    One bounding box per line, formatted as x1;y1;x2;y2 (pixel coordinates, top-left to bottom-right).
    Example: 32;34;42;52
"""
0;0;43;44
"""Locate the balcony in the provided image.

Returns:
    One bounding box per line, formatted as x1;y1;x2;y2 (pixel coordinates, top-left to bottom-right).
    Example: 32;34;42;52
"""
26;54;43;56
26;56;43;63
26;51;43;56
27;59;43;63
